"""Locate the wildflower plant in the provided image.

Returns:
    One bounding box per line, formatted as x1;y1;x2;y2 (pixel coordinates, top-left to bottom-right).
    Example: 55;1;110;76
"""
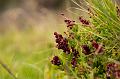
51;0;120;79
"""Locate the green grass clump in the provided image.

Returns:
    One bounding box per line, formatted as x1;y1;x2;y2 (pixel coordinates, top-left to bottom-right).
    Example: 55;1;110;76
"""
50;0;120;79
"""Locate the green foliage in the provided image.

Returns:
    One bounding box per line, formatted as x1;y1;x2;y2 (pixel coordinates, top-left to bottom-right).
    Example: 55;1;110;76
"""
51;0;120;79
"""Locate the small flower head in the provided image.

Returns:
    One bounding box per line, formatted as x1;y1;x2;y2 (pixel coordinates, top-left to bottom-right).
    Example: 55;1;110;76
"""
82;45;91;55
64;19;75;29
106;63;120;78
79;17;90;25
91;40;103;53
54;32;70;54
71;57;77;68
71;47;79;58
61;13;75;29
51;56;61;66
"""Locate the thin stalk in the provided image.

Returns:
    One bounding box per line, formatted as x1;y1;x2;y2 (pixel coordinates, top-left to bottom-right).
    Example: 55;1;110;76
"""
0;59;17;79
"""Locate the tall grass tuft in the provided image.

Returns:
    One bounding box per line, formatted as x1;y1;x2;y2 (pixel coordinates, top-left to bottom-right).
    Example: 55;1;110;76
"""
50;0;120;79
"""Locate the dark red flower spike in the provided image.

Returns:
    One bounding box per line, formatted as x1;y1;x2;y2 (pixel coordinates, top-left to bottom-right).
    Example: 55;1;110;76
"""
71;57;77;68
82;45;91;55
61;13;75;29
79;17;90;25
51;56;61;66
54;32;70;54
92;40;103;53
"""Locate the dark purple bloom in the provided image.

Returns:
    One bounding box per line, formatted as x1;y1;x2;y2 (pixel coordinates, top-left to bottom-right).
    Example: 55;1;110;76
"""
71;47;79;58
92;40;103;53
79;17;90;25
54;32;70;54
51;56;61;66
64;19;75;29
61;14;75;29
106;63;120;79
71;57;77;68
92;40;99;49
82;45;91;55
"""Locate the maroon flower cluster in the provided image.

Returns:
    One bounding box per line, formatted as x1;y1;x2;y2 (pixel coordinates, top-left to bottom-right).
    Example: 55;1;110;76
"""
51;56;61;66
52;32;80;68
92;40;103;53
54;32;70;54
71;57;77;68
64;19;75;29
106;63;120;79
61;13;75;29
71;47;80;67
82;45;91;55
71;47;79;58
81;40;103;55
79;17;90;25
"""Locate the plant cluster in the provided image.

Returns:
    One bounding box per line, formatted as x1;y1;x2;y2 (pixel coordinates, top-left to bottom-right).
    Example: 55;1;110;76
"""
50;0;120;79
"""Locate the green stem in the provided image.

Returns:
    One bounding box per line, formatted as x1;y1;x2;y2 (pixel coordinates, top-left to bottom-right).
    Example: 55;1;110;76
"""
0;59;17;79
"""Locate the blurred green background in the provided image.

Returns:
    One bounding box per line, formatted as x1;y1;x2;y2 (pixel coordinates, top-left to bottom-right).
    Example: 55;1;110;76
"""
0;0;71;79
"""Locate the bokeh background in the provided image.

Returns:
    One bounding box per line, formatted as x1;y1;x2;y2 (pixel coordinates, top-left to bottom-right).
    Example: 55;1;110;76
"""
0;0;119;79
